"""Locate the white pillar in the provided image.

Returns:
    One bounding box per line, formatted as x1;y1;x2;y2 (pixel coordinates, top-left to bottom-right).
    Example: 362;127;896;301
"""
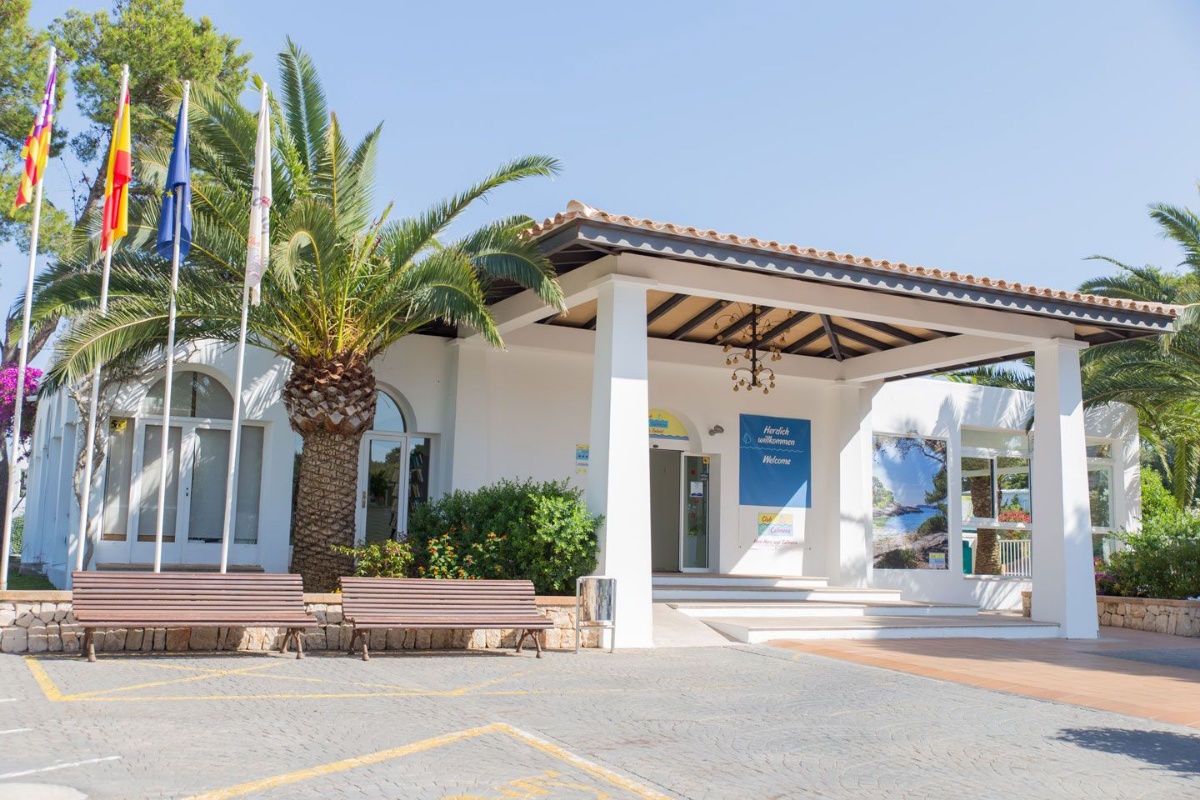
1031;339;1097;638
587;275;654;648
445;340;491;493
828;381;874;586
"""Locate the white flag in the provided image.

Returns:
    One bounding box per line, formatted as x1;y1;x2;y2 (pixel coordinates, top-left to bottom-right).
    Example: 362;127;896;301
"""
246;84;272;305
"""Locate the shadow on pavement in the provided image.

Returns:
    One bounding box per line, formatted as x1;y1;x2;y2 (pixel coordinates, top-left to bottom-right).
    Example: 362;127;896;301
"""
1057;727;1200;776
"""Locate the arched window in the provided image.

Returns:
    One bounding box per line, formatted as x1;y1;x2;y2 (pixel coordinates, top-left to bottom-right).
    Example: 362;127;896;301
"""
141;371;233;418
372;391;407;432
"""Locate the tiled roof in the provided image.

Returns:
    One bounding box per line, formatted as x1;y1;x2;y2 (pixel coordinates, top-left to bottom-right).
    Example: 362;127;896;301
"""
528;201;1179;318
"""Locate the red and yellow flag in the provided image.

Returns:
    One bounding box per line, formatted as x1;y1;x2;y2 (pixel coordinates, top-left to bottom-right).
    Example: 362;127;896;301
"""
100;88;132;252
12;64;57;212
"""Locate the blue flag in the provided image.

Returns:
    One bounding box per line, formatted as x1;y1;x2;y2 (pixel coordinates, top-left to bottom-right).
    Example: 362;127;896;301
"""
156;97;191;260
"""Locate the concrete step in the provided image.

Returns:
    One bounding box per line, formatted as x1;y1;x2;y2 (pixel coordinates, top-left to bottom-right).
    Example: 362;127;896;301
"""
652;585;904;604
703;613;1060;644
651;573;829;589
671;600;980;619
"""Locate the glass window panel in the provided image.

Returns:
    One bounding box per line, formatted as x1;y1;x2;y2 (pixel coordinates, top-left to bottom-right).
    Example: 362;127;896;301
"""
961;457;995;522
184;426;264;544
365;439;404;543
1089;467;1113;529
235;427;264;544
996;457;1032;524
373;392;406;432
188;428;230;542
406;437;431;533
137;424;180;542
1087;442;1113;460
142;371;232;418
683;455;709;569
962;429;1030;453
192;374;233;418
101;417;134;540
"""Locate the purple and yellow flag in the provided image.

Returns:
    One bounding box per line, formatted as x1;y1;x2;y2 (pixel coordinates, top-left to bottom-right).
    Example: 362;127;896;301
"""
12;64;57;212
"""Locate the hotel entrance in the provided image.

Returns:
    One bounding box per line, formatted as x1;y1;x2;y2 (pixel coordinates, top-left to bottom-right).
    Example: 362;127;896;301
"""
650;450;713;573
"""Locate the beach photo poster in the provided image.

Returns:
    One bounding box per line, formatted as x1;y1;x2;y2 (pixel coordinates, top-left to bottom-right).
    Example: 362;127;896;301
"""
872;434;949;570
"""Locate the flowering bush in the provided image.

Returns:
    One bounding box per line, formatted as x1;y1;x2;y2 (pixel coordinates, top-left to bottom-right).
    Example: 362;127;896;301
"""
997;508;1031;524
407;478;601;594
1094;557;1118;595
330;539;414;578
419;529;507;580
0;364;40;441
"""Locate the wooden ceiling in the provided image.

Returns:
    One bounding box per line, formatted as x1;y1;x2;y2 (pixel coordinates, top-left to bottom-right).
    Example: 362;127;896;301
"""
541;290;951;361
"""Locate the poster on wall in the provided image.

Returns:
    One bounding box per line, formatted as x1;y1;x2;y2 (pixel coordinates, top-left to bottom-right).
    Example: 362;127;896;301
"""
739;414;811;507
872;434;949;569
752;512;798;550
575;444;589;474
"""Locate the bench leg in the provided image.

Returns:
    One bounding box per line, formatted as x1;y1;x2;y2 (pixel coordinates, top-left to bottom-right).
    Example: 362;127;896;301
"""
516;629;527;654
361;629;369;662
82;628;96;663
533;629;543;659
280;630;291;656
293;629;305;660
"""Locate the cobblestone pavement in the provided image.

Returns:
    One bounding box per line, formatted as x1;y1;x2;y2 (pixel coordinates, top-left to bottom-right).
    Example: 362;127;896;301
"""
1;644;1199;799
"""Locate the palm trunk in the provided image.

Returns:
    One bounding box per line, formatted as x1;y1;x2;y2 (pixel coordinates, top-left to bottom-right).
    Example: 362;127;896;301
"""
292;428;361;591
968;475;1002;575
282;355;377;592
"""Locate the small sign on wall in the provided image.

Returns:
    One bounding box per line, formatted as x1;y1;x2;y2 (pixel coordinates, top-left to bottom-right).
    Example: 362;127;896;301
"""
575;444;589;474
757;512;793;538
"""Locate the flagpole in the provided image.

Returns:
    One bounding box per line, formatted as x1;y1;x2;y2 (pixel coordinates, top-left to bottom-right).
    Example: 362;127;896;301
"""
75;64;128;574
218;281;250;573
153;80;188;574
219;83;268;573
1;47;56;593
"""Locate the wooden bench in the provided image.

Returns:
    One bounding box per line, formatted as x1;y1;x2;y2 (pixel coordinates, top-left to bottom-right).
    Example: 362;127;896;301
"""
340;577;554;661
71;572;317;662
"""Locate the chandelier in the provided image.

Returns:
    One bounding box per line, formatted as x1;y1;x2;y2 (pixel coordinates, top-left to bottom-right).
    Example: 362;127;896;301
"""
712;304;786;394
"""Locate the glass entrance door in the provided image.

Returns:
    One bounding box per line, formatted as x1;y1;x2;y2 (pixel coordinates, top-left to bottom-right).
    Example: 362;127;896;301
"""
358;435;407;544
681;455;711;571
128;420;264;565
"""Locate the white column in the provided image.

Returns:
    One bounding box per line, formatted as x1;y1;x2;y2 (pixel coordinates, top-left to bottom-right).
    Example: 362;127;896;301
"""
445;340;491;493
829;381;874;586
587;275;654;648
1031;339;1097;638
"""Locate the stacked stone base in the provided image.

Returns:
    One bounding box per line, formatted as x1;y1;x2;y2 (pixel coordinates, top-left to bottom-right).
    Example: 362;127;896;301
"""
1019;590;1200;638
0;592;598;655
1097;596;1200;637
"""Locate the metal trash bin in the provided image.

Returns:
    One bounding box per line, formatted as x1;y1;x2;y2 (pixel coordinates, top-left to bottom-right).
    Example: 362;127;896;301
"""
575;576;616;653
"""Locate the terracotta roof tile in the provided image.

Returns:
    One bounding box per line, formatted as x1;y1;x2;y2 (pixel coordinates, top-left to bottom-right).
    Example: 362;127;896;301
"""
528;201;1179;318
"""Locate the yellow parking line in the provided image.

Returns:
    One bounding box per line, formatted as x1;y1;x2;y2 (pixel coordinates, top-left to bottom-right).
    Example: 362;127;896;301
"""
23;657;63;702
185;724;503;799
66;662;282;700
185;723;672;800
496;723;673;800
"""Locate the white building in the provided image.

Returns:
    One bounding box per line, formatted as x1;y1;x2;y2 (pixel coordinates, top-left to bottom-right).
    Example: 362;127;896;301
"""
20;202;1171;644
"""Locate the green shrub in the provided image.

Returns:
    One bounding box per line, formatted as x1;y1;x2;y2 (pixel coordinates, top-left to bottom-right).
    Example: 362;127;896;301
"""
10;516;22;555
407;478;601;595
1106;513;1200;599
330;539;415;578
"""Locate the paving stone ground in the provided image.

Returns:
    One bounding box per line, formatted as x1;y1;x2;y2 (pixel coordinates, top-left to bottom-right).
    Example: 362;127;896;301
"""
1;644;1198;799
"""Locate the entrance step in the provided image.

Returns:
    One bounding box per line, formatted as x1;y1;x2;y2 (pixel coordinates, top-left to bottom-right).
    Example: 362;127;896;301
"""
703;613;1060;643
670;600;980;619
652;584;904;604
652;573;829;589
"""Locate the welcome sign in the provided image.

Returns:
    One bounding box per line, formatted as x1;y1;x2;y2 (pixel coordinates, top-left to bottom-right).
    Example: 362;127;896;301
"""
739;414;811;507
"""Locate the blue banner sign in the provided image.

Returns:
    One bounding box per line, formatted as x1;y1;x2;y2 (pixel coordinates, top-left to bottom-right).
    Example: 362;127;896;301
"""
739;414;811;507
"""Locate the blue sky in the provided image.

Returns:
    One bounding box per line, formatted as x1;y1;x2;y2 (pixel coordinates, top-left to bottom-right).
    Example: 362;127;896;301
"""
7;0;1200;352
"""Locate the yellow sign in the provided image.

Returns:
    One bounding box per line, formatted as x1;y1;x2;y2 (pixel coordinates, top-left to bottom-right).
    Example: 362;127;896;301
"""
648;409;689;441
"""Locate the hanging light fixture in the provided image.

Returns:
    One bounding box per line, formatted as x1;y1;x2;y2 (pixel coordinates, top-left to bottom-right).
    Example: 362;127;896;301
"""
712;304;787;394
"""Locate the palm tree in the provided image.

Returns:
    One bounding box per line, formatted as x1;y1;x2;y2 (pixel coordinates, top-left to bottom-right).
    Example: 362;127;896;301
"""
31;42;565;590
950;200;1200;507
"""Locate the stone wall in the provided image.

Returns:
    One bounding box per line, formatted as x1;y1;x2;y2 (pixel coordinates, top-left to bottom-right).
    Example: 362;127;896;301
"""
1020;590;1200;638
0;592;598;655
1097;596;1200;637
